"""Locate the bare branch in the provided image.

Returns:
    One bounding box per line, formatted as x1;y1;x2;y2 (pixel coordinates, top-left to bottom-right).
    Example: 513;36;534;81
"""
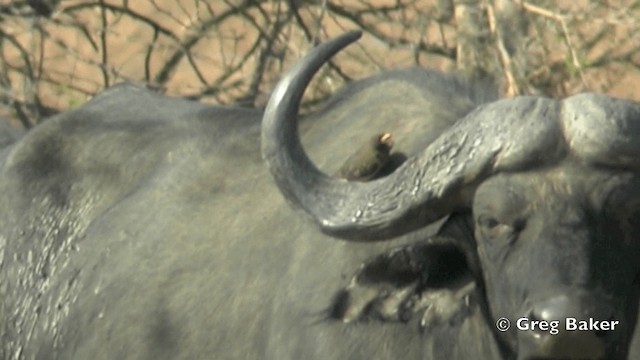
521;1;588;88
0;0;637;126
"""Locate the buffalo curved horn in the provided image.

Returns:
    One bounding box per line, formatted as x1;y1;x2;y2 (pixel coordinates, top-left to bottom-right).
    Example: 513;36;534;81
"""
261;31;561;241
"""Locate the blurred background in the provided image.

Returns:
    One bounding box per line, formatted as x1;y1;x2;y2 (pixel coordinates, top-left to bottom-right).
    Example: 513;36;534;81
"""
0;0;638;128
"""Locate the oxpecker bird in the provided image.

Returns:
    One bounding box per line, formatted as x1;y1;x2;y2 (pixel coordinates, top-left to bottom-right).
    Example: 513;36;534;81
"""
336;132;394;181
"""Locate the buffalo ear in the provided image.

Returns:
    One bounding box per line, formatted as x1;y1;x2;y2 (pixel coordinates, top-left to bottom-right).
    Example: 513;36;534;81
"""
434;211;481;276
353;238;470;289
327;231;476;325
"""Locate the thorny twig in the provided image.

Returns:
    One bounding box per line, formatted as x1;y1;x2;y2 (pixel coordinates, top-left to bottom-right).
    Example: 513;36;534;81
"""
520;1;589;89
486;1;519;96
0;0;638;125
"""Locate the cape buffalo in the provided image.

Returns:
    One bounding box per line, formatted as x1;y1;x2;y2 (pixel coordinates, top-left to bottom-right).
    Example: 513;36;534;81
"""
0;30;639;359
262;32;640;359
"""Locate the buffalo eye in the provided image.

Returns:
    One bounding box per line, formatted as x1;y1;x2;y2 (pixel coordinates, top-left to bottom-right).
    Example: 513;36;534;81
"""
477;215;500;229
476;214;525;241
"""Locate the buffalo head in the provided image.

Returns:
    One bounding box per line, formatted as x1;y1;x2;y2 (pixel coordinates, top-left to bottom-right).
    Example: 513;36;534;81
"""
262;31;640;359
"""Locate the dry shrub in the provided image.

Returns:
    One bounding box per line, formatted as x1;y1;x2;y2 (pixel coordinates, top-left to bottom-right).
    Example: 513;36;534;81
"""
0;0;638;127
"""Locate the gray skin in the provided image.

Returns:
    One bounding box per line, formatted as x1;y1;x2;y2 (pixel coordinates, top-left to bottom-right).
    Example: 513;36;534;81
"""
0;54;501;358
262;31;640;359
